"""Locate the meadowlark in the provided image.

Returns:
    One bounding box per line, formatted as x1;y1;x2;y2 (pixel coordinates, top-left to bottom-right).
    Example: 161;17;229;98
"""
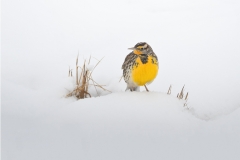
122;42;158;92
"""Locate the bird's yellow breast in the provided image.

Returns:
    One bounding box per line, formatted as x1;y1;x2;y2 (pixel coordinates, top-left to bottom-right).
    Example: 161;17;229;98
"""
132;56;158;86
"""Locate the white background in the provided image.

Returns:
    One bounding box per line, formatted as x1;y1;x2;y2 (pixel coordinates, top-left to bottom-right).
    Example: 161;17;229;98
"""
2;0;240;159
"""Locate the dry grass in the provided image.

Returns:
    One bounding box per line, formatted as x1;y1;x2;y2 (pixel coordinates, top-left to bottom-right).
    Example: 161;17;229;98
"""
167;84;189;108
66;54;111;99
176;85;189;108
167;85;172;95
68;66;73;77
119;75;123;82
167;84;189;100
177;85;189;100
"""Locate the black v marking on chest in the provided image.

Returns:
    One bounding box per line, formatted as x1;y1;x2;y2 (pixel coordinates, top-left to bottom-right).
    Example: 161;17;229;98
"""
138;54;148;64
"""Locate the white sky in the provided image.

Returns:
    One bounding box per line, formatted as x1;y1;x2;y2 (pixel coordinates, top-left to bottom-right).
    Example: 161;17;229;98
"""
2;0;240;113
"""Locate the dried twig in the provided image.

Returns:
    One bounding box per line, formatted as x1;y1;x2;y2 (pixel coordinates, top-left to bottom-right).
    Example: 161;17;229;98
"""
79;60;86;85
185;92;189;100
119;76;123;82
88;76;112;93
89;57;104;78
89;74;100;97
167;85;172;95
79;70;88;99
88;55;91;65
68;66;71;77
177;85;185;99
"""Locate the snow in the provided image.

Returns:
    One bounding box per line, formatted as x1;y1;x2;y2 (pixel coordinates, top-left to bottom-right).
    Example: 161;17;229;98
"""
1;0;240;160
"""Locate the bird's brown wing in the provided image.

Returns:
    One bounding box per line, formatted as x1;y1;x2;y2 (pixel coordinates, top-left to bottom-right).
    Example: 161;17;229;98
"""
122;52;137;69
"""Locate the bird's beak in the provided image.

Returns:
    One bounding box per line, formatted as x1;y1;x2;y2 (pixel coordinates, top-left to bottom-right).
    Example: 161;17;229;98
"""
128;47;135;50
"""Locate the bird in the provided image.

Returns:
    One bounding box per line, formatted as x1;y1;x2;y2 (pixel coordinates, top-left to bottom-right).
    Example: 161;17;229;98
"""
122;42;158;92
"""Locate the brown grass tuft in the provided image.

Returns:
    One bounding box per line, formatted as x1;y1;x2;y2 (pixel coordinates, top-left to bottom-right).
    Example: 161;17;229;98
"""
66;55;111;99
175;85;189;108
177;85;185;99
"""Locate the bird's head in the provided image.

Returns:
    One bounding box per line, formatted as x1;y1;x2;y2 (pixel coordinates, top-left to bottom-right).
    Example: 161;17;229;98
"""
128;42;152;55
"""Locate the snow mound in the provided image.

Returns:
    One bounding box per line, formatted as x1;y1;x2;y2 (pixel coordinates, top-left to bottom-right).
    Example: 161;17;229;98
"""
2;80;240;160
